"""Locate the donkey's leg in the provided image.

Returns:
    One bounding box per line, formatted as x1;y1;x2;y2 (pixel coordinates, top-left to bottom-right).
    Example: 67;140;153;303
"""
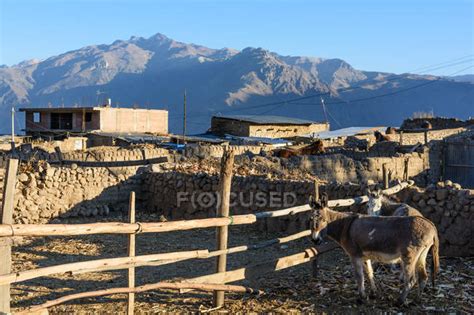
416;247;430;299
352;257;367;302
398;257;417;305
364;259;379;297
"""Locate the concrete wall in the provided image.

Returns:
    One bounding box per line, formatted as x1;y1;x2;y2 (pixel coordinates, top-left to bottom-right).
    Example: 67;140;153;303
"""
99;108;168;134
24;108;168;135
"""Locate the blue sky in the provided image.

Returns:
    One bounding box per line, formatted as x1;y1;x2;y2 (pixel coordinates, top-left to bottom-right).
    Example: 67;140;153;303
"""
0;0;472;75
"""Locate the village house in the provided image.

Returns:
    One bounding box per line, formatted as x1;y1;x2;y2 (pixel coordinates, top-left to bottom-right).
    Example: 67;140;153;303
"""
20;104;168;137
210;115;329;138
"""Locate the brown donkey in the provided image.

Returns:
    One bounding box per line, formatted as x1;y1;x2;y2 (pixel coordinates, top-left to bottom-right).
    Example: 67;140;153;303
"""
310;194;439;305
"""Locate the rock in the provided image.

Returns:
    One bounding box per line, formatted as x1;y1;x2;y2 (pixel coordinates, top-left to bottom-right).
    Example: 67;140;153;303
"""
436;189;448;201
70;163;78;170
427;198;437;206
412;193;422;202
18;173;29;183
453;183;462;190
444;180;453;187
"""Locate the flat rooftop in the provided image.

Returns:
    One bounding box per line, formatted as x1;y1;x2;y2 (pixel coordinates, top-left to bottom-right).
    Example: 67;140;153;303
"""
19;107;167;112
213;114;324;125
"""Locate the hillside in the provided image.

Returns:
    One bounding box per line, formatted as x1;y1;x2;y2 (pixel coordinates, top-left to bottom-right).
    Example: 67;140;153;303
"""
1;32;473;134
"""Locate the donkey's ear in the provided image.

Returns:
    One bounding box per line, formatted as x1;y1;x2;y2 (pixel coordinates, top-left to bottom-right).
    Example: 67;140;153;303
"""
309;195;322;209
309;195;317;209
321;193;329;207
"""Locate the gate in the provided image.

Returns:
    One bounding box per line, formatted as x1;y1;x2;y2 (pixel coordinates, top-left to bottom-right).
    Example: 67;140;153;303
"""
444;141;474;188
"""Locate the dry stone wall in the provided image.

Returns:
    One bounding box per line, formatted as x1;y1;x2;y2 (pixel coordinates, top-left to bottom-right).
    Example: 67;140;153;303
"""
13;163;144;224
401;117;474;130
184;144;272;159
0;146;169;168
143;171;371;233
400;181;474;257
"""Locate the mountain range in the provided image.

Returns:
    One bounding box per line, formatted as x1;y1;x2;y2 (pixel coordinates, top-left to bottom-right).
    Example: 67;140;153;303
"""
1;32;473;134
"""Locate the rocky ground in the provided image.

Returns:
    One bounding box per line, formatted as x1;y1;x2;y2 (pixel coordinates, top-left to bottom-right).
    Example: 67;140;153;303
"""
10;213;474;314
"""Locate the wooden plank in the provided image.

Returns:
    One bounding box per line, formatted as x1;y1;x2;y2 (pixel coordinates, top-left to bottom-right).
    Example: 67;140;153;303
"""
49;156;168;167
382;163;389;189
185;244;338;287
19;282;261;315
72;230;312;275
0;158;18;314
127;192;136;315
214;148;235;307
0;250;209;286
0;215;257;237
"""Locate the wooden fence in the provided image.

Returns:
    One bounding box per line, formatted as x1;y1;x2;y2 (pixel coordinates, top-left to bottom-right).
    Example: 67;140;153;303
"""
0;155;412;314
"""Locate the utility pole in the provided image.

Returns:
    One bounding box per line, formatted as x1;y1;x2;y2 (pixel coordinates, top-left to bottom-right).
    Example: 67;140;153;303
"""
320;97;329;124
182;89;187;145
10;107;15;151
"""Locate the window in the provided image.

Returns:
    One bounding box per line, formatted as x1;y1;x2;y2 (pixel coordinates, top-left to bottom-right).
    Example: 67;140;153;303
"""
85;112;92;122
33;112;40;123
51;113;73;130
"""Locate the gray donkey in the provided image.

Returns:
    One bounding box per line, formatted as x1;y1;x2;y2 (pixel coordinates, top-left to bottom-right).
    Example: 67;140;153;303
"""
310;194;439;305
367;188;423;217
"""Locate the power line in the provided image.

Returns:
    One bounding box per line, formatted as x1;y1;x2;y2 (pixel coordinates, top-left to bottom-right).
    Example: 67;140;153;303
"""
167;55;473;121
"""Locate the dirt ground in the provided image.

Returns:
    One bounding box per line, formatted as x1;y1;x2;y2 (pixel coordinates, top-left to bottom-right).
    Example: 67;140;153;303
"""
10;213;474;314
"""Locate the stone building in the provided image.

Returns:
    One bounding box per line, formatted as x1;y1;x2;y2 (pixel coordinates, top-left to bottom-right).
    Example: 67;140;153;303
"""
20;105;168;137
210;115;329;138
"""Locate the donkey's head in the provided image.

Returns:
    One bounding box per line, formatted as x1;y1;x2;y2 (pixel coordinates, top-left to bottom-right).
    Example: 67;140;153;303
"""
309;193;329;245
367;187;383;216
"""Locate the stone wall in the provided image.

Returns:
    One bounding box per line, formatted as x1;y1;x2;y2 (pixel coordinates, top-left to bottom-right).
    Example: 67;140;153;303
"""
13;163;144;224
143;171;369;232
401;117;474;130
398;128;466;145
0;146;170;168
143;171;472;256
184;144;272;159
400;181;474;257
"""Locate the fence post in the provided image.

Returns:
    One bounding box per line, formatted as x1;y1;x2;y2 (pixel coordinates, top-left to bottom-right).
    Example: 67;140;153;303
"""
0;158;18;314
399;130;404;146
424;130;428;145
404;158;410;181
312;179;319;278
382;163;389;189
127;192;136;315
213;148;235;308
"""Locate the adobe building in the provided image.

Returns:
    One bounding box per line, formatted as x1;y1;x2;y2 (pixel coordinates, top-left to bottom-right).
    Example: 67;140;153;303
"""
210;115;329;138
20;105;168;137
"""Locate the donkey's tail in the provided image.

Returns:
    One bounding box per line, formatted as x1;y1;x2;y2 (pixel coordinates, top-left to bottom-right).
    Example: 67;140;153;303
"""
430;232;440;287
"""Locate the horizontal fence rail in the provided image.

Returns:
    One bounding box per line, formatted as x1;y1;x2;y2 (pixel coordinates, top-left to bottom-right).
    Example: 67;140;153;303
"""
0;229;313;286
0;181;413;238
18;282;262;315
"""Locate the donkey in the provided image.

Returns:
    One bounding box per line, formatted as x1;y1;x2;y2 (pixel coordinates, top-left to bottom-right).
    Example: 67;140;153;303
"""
367;188;423;217
276;140;325;158
374;130;391;142
310;194;439;305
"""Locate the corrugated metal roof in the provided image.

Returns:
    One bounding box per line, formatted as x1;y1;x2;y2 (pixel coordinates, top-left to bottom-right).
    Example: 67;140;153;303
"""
224;134;293;146
308;126;386;139
213;115;320;125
